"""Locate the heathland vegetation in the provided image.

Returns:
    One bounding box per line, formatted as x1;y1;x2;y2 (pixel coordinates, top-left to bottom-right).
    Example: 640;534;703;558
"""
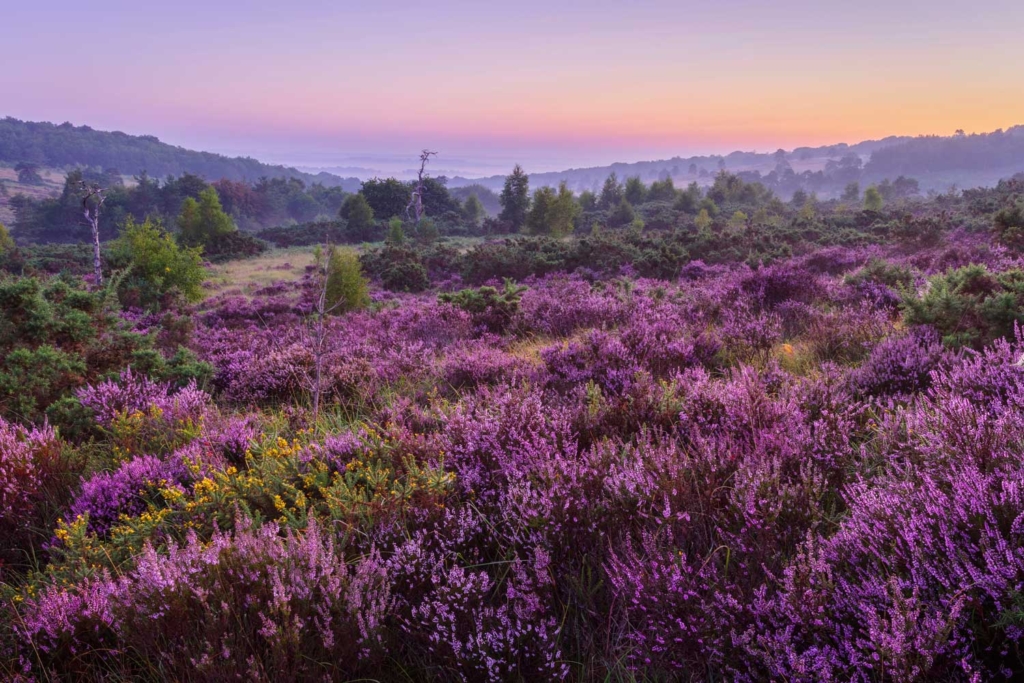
4;141;1024;680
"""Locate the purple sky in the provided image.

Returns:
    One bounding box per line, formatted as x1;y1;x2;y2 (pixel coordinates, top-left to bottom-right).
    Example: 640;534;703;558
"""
3;0;1023;174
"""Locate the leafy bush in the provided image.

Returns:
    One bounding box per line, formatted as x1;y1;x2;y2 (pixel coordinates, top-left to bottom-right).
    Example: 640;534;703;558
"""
109;217;206;307
324;247;370;314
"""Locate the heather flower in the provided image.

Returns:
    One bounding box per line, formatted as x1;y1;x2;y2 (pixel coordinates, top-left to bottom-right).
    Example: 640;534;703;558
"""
67;455;193;538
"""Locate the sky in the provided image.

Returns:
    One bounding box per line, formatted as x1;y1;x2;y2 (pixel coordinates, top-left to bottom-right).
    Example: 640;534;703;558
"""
3;0;1023;176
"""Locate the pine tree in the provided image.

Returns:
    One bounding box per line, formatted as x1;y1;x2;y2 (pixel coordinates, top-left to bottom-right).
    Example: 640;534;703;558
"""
599;173;623;209
624;176;647;205
499;164;530;231
387;217;406;245
526;186;555;235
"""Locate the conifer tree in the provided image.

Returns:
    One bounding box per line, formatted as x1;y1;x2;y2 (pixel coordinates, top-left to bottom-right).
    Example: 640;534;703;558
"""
499;164;530;231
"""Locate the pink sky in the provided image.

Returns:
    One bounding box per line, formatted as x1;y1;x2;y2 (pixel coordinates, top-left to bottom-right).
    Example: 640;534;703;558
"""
3;0;1023;172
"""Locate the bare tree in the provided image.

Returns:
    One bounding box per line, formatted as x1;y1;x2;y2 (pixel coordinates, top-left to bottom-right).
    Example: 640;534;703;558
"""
301;245;348;426
80;183;106;286
405;149;437;230
251;243;346;431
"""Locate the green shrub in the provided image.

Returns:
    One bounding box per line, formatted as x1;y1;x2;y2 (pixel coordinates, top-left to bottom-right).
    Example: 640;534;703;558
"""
387;217;406;245
110;217;206;307
903;264;1024;349
845;258;915;290
994;201;1024;249
438;279;527;332
361;245;431;293
325;247;370;314
0;275;209;423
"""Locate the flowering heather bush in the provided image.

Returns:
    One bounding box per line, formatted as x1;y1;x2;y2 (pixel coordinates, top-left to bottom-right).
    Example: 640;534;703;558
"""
849;327;946;398
77;367;211;428
0;418;65;564
14;234;1024;680
18;519;393;681
67;454;194;538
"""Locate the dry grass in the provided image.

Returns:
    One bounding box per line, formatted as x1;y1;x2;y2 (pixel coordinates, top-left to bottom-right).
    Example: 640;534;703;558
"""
204;247;317;296
0;166;64;224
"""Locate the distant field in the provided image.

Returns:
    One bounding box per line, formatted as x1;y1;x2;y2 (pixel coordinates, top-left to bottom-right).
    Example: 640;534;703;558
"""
203;247;317;296
0;165;63;225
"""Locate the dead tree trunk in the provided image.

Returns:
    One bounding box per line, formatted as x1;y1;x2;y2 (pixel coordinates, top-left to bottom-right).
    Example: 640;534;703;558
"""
405;149;437;232
81;185;106;286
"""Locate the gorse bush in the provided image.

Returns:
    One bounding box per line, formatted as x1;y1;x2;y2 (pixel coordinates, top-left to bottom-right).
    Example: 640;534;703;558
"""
0;275;210;423
903;264;1024;349
438;279;527;332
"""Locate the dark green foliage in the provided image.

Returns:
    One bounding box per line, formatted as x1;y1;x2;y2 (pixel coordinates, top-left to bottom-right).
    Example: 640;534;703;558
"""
599;173;623;210
439;279;527;333
418;177;461;217
361;178;412;220
994;200;1024;249
197;230;267;262
889;212;946;248
0;275;211;422
339;193;376;242
45;395;99;442
15;161;43;184
416;217;440;244
361;246;431;293
624;175;647;205
499;165;530;231
647;176;676;203
578;190;597;211
255;221;351;248
324;247;370;314
674;182;702;214
845;258;915;290
903;264;1024;349
0;345;87;423
387;218;406;245
608;198;636;228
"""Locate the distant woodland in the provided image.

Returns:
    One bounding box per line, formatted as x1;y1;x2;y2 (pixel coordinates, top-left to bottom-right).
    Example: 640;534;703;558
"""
450;126;1024;198
0;117;360;188
1;117;1023;248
